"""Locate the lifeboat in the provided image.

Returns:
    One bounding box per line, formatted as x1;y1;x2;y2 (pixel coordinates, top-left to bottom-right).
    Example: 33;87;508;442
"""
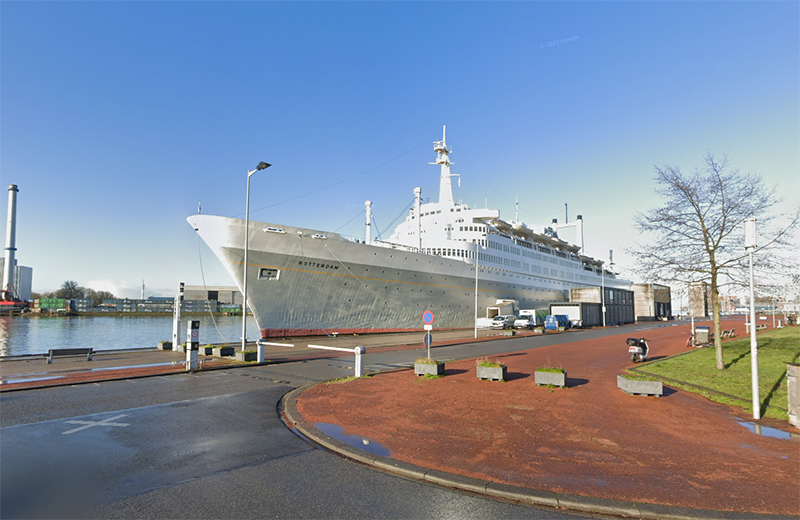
530;232;553;247
490;218;514;234
512;221;534;240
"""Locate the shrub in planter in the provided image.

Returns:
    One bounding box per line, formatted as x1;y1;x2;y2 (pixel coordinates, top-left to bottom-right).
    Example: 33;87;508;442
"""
476;358;507;381
535;367;567;387
235;350;259;362
415;357;445;376
212;346;235;357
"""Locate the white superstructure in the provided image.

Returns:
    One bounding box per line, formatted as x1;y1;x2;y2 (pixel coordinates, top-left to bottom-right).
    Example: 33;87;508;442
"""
190;128;628;338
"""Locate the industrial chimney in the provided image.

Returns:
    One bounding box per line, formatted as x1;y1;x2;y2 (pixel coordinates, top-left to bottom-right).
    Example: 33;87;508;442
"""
3;185;19;299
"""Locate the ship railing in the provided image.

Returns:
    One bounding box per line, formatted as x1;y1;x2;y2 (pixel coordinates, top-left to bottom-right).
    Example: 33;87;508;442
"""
372;239;419;252
339;234;419;253
341;234;368;245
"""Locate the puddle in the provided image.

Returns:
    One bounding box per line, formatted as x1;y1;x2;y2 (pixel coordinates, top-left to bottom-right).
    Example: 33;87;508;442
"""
91;362;177;372
0;375;64;385
736;420;794;440
314;423;391;456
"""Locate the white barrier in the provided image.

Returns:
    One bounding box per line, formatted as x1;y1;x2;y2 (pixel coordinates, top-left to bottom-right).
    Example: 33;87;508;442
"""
308;344;366;377
256;341;294;363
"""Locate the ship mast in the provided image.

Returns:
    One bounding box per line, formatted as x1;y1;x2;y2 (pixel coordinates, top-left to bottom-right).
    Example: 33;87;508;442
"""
430;125;457;206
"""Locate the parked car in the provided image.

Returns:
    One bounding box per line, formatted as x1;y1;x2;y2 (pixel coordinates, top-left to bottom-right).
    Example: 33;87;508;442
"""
514;315;536;329
491;315;516;330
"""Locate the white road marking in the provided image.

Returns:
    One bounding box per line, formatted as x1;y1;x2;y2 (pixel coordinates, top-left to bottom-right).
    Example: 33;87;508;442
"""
62;414;130;435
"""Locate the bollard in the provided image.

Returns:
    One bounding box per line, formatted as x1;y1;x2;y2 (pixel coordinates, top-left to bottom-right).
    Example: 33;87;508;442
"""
257;341;265;363
354;346;365;377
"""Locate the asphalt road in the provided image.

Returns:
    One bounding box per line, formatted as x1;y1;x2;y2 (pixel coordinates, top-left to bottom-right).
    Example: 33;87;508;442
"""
0;323;678;519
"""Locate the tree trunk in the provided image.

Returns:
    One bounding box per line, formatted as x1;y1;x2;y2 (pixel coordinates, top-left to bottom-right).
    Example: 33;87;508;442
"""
711;269;725;370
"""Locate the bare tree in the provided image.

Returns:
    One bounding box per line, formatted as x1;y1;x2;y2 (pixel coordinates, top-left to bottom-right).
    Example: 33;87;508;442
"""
631;153;798;370
84;288;116;306
57;280;84;299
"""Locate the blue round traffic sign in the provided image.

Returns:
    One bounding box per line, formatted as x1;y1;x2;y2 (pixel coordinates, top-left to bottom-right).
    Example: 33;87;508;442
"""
422;310;434;324
423;332;433;348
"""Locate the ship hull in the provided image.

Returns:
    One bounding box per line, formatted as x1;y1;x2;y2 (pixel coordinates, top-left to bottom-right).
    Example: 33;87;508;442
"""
190;215;572;338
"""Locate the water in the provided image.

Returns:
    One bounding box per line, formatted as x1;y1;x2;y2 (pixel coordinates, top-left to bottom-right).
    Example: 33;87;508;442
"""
0;315;262;357
736;420;794;441
314;422;391;456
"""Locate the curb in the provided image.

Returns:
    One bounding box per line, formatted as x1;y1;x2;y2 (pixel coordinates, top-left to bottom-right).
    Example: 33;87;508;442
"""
280;384;796;520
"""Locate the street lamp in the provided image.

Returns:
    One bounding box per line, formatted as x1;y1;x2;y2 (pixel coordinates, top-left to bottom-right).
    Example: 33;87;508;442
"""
242;161;271;352
744;218;760;420
474;241;480;339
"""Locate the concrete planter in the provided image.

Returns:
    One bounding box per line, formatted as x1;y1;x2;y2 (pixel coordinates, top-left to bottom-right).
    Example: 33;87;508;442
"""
414;362;445;376
535;369;567;387
477;365;507;382
502;330;516;336
200;346;214;356
158;341;172;351
212;346;235;357
617;375;663;397
235;350;259;362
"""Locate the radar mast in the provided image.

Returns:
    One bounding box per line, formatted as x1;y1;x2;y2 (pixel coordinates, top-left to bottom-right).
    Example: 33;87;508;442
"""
430;126;458;206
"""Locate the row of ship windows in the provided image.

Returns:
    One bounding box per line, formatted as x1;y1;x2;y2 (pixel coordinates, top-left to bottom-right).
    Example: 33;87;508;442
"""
430;244;588;274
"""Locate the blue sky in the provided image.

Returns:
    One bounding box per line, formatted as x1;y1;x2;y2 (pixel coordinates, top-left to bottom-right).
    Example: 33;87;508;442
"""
2;1;798;298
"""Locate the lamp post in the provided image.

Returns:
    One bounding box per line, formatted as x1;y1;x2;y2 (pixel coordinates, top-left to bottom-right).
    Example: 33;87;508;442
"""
772;298;776;328
601;264;606;327
744;218;760;420
474;242;480;339
242;161;271;353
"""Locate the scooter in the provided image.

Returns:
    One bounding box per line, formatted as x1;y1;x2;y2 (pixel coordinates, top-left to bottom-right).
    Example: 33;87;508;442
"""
627;337;649;363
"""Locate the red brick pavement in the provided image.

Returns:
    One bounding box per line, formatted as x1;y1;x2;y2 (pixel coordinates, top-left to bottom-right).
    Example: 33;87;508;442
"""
297;321;799;516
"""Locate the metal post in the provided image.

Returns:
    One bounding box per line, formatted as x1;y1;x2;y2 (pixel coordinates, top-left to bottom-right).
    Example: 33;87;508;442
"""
745;218;760;420
242;162;270;353
257;340;265;363
601;267;606;327
172;282;184;352
474;242;479;339
365;201;372;245
354;346;365;377
749;248;759;419
242;173;252;353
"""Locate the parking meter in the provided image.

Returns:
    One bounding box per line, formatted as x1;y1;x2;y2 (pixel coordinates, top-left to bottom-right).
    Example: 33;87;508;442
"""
186;320;199;370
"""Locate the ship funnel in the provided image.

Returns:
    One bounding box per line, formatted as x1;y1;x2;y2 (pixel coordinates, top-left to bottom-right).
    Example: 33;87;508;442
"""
3;185;19;299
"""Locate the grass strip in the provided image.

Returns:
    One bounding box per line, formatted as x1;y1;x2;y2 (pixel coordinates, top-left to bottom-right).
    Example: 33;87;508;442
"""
629;327;799;420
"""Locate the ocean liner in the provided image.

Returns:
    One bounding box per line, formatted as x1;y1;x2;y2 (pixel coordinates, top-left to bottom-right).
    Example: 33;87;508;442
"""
189;128;629;338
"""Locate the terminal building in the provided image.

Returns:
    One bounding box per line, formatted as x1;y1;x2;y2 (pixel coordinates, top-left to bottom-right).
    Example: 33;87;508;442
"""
182;285;242;305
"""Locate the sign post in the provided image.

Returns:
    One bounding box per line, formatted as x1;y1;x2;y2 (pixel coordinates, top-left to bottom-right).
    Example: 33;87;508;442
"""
172;282;184;352
422;310;434;359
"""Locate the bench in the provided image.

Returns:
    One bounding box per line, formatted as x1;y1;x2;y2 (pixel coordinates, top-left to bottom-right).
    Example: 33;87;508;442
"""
46;348;93;364
721;329;736;338
756;324;767;331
